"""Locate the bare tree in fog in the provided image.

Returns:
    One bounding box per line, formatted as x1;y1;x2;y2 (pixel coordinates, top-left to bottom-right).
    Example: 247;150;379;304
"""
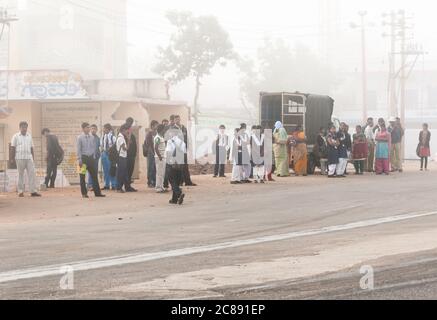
238;38;335;117
153;11;235;124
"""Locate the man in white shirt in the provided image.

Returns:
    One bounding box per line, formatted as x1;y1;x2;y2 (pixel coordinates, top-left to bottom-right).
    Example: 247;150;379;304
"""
230;128;243;184
10;122;41;197
154;124;167;193
165;130;186;205
364;117;376;172
239;123;252;183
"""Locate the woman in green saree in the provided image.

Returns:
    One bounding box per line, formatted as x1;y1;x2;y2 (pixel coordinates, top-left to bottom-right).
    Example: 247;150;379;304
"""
273;121;290;177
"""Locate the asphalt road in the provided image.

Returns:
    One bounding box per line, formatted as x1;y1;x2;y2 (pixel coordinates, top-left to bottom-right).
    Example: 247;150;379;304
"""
1;161;436;300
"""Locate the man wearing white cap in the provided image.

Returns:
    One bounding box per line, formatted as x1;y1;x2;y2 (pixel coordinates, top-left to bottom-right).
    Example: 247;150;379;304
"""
388;117;403;172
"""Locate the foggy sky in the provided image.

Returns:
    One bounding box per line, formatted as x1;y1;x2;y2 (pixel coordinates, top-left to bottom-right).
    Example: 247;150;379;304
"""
128;0;436;110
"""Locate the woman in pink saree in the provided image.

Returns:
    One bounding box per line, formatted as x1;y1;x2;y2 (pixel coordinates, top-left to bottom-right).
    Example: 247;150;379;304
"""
375;123;391;175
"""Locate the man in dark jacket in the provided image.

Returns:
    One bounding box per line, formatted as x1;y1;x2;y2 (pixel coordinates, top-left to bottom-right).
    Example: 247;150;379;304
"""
42;128;62;188
125;117;138;190
145;120;159;188
174;115;196;186
87;124;101;190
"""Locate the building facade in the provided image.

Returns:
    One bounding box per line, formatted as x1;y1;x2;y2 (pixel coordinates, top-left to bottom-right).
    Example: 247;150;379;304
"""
0;70;189;185
0;0;128;80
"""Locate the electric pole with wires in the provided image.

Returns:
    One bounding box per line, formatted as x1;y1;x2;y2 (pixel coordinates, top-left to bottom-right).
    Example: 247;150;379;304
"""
382;10;425;122
382;10;426;160
0;7;18;112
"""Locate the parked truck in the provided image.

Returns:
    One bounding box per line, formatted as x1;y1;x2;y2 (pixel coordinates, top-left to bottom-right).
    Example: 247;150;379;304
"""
259;92;339;174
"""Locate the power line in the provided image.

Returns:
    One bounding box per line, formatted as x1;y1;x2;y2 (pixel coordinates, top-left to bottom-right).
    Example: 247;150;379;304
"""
62;0;354;40
28;0;356;48
28;0;171;36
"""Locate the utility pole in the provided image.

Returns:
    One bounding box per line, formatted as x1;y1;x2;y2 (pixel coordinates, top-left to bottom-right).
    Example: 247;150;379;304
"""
359;11;368;123
399;10;407;131
351;11;369;123
383;9;425;160
0;7;18;111
387;11;397;117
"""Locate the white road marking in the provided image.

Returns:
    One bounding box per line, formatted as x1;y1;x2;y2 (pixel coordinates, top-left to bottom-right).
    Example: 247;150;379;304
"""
1;210;437;284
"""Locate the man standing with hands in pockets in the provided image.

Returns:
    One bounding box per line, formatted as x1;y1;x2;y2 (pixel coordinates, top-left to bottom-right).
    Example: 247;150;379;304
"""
77;122;105;199
10;122;42;198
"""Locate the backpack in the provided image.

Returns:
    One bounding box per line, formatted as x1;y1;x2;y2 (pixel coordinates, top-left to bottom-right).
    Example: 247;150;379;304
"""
49;135;64;165
142;139;148;157
55;145;64;165
108;143;120;165
143;132;155;158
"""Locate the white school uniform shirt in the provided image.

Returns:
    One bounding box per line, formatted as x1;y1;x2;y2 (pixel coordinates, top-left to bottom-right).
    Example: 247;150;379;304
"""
239;131;251;157
217;133;230;149
166;136;187;164
116;133;128;158
11;132;34;160
101;132;116;152
251;133;265;147
154;134;166;158
229;135;242;163
364;126;375;143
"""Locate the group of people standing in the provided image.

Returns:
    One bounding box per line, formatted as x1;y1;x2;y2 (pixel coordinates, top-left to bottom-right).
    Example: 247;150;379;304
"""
325;122;354;177
143;115;195;204
229;123;272;184
203;123;273;184
271;122;309;178
320;116;431;177
76;118;138;199
9;115;194;204
76;115;194;205
207;121;307;184
7;115;433;199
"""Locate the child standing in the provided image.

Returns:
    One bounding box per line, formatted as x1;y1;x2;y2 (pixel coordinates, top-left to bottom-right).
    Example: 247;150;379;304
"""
352;125;368;175
213;125;229;178
327;125;339;178
251;125;265;183
375;123;391;175
230;128;243;184
154;124;167;193
419;123;431;171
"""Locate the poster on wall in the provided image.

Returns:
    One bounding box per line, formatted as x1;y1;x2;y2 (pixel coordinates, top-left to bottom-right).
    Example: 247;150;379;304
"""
41;102;101;183
0;106;12;119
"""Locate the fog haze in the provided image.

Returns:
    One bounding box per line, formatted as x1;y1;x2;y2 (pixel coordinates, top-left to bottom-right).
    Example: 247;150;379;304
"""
128;0;437;117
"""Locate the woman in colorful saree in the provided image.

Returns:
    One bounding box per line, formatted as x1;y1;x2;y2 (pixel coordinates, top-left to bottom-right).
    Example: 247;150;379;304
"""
375;123;391;175
292;126;308;176
273;121;290;177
